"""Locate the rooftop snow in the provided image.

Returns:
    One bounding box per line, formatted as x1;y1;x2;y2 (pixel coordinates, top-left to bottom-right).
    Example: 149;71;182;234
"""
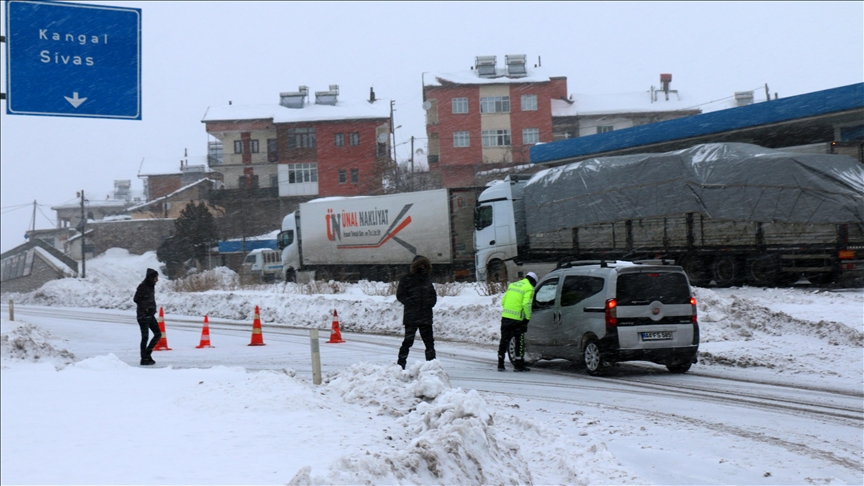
552;91;704;116
423;66;553;86
127;179;217;211
201;98;390;124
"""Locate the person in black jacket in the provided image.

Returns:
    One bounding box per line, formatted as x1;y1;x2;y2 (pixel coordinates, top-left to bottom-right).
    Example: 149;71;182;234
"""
396;255;437;369
133;268;162;366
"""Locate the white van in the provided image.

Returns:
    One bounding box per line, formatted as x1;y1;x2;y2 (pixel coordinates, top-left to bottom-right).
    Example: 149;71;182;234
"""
242;249;283;283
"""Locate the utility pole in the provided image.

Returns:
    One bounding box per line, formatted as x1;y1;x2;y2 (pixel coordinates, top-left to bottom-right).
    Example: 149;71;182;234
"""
765;83;770;101
78;190;86;278
410;136;415;191
390;100;395;162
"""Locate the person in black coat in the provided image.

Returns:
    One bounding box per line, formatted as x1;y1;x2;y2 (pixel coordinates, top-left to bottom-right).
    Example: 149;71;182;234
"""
133;268;162;366
396;255;437;369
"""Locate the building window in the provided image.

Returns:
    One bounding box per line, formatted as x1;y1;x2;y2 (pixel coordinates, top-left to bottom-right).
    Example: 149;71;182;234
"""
334;133;344;147
453;131;470;147
350;168;359;183
286;163;318;183
482;129;511;147
249;139;259;153
523;128;540;144
597;126;614;134
338;169;347;184
270;174;279;188
480;96;510;113
267;138;278;162
348;132;360;146
521;94;538;111
377;139;387;157
234;140;244;154
452;97;468;114
287;128;316;149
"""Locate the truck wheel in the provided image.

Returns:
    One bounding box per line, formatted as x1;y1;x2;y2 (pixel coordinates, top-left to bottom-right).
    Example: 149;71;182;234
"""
284;269;296;283
712;256;741;287
680;254;711;287
583;338;605;376
487;260;508;284
746;255;779;287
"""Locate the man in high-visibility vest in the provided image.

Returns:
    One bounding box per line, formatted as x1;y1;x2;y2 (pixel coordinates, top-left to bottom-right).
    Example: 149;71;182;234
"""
498;271;537;372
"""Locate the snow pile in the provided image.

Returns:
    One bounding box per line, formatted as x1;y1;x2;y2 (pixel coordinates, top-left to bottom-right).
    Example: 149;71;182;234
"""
303;361;527;484
695;287;863;345
0;320;77;368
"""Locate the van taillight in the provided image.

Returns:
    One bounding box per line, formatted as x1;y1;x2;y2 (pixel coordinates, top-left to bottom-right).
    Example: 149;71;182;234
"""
690;296;698;323
605;299;617;326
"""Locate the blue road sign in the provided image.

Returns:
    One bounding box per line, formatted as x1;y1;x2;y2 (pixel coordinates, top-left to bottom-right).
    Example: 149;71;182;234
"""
5;0;141;120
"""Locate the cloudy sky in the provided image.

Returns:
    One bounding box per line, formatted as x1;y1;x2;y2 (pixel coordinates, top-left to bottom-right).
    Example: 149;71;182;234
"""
2;1;862;253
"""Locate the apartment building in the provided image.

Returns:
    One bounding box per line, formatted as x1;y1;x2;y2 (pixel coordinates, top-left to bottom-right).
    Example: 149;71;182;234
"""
423;55;568;187
201;86;391;197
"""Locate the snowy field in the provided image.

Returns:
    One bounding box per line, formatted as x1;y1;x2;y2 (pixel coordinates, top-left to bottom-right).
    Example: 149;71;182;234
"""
2;249;862;485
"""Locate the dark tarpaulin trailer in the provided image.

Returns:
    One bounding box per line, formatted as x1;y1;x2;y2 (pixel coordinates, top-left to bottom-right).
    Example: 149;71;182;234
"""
523;143;864;237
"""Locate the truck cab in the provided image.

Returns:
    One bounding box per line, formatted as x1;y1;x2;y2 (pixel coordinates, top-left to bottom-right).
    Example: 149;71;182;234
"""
277;211;301;282
474;179;519;282
241;248;283;283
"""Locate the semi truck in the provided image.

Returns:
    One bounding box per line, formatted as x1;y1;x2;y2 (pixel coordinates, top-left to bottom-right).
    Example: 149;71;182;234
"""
474;143;864;287
277;187;483;282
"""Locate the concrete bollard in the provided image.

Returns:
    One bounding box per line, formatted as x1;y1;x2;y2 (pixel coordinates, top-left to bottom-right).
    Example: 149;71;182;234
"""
8;300;13;321
309;328;322;385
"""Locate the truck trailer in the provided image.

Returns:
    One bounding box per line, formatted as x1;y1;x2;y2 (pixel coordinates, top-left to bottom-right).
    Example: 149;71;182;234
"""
278;187;483;282
474;143;864;287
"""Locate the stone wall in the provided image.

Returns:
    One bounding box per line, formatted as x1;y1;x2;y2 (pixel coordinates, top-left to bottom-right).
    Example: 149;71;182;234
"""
88;219;176;256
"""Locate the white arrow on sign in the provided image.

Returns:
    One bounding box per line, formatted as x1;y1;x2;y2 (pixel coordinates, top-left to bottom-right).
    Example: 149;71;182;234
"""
64;92;87;108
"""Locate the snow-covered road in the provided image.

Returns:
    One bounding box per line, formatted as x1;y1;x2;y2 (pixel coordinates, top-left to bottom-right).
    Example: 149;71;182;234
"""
5;303;862;485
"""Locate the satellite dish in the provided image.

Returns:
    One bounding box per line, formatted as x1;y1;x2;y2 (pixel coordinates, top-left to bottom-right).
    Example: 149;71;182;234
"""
377;133;388;144
422;101;432;111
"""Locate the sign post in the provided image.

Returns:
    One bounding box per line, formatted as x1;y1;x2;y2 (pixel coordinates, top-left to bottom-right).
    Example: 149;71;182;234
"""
5;0;142;119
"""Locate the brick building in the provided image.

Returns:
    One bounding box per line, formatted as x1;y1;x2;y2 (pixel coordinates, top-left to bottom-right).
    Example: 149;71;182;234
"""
201;86;391;198
423;58;703;187
423;55;568;187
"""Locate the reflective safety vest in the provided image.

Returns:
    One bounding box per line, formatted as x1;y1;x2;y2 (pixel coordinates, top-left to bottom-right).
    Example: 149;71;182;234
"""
501;278;534;321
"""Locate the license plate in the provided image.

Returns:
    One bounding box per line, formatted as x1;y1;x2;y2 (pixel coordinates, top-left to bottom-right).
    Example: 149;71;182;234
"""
641;331;673;341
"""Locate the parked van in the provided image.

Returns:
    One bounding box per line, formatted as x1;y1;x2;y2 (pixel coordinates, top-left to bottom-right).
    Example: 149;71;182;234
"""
242;249;283;283
510;260;699;375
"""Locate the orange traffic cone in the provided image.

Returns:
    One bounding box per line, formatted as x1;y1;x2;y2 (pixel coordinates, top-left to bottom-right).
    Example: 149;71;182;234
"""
248;305;266;346
153;307;172;351
196;315;214;348
326;309;346;343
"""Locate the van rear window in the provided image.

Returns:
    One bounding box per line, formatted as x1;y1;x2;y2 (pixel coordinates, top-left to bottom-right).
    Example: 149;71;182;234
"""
616;272;690;305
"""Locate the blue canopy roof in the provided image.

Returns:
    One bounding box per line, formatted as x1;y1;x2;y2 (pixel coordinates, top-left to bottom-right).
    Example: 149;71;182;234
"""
530;83;864;164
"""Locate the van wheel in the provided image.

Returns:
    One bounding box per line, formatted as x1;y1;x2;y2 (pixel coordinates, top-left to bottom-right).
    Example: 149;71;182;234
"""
507;336;517;365
583;339;605;376
666;361;692;373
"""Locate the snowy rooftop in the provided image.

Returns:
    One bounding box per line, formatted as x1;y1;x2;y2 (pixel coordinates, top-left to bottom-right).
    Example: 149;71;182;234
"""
553;91;701;116
128;179;216;211
553;88;773;116
50;200;130;211
423;65;553;86
201;98;390;124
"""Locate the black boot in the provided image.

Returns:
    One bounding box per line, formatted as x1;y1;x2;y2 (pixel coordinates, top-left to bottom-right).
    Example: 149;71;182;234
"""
513;359;529;372
497;355;505;372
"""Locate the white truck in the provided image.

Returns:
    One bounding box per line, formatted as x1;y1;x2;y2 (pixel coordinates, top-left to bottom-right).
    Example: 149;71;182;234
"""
474;143;864;287
277;187;483;282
